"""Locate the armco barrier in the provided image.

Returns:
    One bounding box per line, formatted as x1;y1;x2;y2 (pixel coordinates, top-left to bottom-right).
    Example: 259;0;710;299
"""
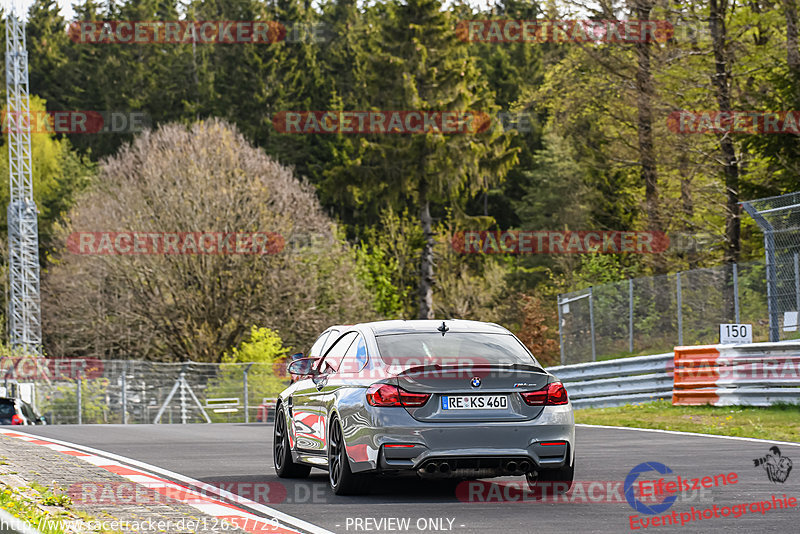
673;341;800;406
547;353;673;409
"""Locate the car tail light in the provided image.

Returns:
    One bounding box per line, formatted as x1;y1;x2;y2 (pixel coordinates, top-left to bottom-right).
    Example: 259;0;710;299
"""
366;384;431;407
11;414;23;425
399;389;431;407
366;384;400;406
520;382;569;406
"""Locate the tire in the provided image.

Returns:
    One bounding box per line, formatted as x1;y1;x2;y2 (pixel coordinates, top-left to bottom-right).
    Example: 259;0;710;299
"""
273;405;311;478
328;417;370;495
526;456;575;495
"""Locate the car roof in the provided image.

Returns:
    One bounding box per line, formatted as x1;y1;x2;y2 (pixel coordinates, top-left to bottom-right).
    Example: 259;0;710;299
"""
359;319;510;336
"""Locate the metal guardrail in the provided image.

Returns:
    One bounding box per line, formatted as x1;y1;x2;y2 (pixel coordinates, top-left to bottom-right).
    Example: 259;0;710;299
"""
548;341;800;408
205;397;240;414
547;353;673;409
673;342;800;406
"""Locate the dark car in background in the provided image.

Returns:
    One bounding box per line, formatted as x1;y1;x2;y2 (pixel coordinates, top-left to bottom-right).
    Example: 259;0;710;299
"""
0;397;47;425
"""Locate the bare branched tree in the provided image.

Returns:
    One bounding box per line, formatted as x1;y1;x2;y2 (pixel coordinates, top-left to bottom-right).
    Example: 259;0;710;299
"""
43;120;375;361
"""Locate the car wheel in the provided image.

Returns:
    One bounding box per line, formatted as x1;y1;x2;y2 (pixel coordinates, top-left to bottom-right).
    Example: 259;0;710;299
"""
328;417;370;495
526;458;574;495
274;405;311;478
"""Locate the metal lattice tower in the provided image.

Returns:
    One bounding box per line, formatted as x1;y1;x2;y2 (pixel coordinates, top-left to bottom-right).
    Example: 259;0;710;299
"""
5;2;42;354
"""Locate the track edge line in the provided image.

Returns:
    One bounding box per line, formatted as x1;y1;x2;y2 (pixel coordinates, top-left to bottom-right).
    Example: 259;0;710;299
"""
577;423;800;446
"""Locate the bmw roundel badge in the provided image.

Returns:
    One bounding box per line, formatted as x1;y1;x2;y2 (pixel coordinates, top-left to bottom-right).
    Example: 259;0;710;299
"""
471;377;481;388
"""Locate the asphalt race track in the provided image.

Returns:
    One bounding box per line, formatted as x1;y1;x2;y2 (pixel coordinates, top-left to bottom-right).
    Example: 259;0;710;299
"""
20;424;800;533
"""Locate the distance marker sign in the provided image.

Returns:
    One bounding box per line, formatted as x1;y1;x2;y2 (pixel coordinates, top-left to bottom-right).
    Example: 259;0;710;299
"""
719;323;752;344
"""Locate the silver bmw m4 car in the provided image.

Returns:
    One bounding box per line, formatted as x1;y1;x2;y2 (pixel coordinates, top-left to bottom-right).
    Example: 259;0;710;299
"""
273;319;575;495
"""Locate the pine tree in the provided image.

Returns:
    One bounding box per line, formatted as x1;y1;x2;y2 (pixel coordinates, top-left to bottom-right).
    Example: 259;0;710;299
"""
313;0;377;223
466;0;544;228
358;0;517;318
259;0;329;178
61;0;116;157
27;0;70;110
186;0;273;142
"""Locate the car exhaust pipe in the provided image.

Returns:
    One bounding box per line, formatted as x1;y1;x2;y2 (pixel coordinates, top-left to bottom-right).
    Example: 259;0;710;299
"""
425;463;438;474
519;461;530;473
505;461;517;472
439;462;451;474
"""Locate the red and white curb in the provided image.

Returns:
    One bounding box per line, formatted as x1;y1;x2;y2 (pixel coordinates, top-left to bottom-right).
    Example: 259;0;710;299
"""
0;429;332;534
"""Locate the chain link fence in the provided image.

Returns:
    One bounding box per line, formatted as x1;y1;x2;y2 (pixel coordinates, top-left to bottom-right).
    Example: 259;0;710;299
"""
559;191;800;365
557;260;775;365
743;191;800;340
0;358;286;425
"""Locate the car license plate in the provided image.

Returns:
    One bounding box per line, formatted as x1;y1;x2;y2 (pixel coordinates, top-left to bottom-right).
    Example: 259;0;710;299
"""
441;395;507;410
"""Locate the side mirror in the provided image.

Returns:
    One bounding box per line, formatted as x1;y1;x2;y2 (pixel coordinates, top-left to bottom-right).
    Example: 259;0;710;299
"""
290;352;304;361
287;357;319;377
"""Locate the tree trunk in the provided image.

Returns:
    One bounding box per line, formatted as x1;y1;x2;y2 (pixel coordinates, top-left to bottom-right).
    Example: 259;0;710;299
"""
634;0;660;242
677;140;699;269
709;0;740;266
783;0;800;75
633;0;670;330
418;183;435;320
710;0;740;321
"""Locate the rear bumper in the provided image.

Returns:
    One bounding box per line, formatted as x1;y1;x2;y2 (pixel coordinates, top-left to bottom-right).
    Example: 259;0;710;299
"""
344;403;575;476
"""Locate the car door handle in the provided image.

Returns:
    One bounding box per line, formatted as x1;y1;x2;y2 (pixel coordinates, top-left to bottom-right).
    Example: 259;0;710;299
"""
314;375;329;390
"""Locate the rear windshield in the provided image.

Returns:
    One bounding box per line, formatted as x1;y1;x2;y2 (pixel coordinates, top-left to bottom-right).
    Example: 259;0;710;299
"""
375;332;538;367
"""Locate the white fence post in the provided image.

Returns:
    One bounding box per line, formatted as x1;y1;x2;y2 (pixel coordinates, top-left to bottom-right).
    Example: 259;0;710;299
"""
733;263;740;323
76;378;82;425
121;361;127;425
557;295;565;365
677;272;683;346
628;278;634;353
243;363;253;423
589;287;596;362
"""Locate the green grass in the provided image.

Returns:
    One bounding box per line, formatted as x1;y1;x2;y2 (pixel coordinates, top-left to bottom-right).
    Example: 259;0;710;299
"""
575;400;800;442
0;486;66;534
30;482;72;507
0;481;118;534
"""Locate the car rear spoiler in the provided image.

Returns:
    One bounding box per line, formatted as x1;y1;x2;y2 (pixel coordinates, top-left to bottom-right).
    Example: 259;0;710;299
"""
391;362;546;377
